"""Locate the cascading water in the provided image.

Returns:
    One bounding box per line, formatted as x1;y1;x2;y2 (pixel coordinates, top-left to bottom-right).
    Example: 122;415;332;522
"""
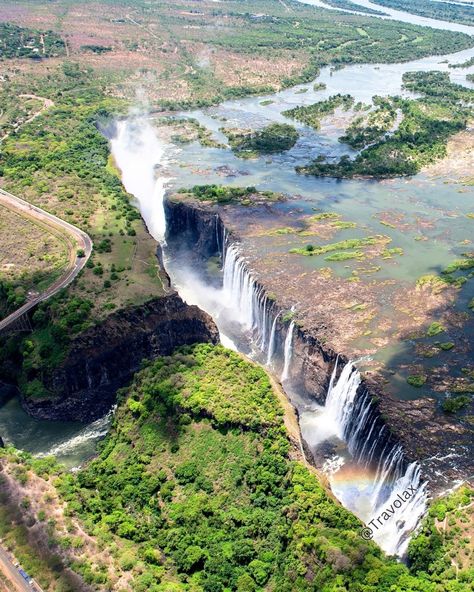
320;360;428;556
222;241;274;349
109;116;429;558
281;320;295;382
217;232;427;556
109;116;169;242
266;312;282;366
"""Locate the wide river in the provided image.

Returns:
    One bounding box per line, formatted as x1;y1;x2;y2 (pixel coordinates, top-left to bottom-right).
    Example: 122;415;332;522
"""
0;0;472;553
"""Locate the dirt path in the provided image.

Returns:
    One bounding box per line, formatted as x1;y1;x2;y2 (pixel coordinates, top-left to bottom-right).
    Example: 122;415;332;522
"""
0;95;54;143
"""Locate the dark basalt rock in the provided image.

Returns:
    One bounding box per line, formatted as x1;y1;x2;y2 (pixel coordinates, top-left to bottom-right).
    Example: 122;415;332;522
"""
163;193;473;491
165;198;222;260
21;293;219;422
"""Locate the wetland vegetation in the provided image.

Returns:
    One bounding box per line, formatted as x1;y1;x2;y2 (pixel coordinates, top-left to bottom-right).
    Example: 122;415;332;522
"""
223;123;299;157
283;94;355;130
298;72;473;178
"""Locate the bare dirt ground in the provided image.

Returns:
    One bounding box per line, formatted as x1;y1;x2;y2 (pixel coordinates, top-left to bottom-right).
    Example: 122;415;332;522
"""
0;457;133;591
424;127;474;183
0;204;69;291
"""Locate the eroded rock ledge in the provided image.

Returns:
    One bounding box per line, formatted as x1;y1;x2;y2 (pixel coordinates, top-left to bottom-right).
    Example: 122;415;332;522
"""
164;195;472;490
21;293;219;422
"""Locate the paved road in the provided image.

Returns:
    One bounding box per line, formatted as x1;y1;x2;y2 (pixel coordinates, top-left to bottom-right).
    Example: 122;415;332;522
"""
0;188;93;333
0;544;41;591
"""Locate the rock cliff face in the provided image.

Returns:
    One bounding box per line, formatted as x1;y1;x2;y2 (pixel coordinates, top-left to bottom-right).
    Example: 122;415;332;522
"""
165;199;221;260
164;195;472;489
21;293;219;422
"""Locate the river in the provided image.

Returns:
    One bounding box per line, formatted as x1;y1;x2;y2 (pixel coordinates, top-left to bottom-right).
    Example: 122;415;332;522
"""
1;0;473;555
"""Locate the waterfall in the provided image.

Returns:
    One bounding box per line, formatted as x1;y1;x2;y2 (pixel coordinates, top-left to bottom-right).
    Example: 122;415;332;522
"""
325;361;361;439
110;117;169;242
324;360;428;556
281;321;295;382
222;241;273;351
266;312;281;365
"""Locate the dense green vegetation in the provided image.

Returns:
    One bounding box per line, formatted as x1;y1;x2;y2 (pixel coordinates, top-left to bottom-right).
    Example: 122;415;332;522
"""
177;185;282;205
370;0;474;25
3;344;470;591
283;94;355;130
339;97;398;149
205;0;474;75
0;23;65;59
223;123;299;157
0;66;166;397
298;71;473;178
408;485;474;584
449;57;474;69
0;278;27;317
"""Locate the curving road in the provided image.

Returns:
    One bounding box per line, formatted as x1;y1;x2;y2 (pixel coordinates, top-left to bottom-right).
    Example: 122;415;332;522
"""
0;188;92;333
0;543;43;591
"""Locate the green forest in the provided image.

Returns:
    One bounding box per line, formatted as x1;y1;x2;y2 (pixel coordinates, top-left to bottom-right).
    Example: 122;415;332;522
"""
0;23;65;59
223;123;299;157
2;345;471;592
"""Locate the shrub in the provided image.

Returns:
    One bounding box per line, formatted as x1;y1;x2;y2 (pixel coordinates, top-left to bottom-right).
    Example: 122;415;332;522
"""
407;375;427;387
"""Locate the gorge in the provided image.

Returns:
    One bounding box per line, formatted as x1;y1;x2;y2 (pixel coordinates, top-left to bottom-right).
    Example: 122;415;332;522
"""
0;0;473;568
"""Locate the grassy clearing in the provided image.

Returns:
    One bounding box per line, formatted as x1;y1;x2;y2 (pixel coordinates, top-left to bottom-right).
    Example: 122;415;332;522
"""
0;204;69;317
290;236;379;256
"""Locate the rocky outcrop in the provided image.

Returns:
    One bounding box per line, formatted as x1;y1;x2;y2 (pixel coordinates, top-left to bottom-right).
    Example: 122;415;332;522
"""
21;293;219;422
165;198;222;260
163;194;472;490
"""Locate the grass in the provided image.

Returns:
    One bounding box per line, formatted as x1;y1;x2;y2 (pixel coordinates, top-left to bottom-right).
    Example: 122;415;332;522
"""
325;250;364;261
0;203;69;317
427;322;446;337
439;342;454;351
290;236;379;257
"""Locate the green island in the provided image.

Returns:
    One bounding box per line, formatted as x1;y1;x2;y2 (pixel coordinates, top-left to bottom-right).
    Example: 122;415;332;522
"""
449;57;474;69
222;123;299;158
339;97;398;149
283;94;355;130
0;344;472;591
175;185;283;206
369;0;474;26
320;0;386;15
297;72;473;178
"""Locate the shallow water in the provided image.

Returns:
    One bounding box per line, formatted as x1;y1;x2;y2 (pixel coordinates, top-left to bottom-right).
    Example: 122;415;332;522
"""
0;396;112;468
